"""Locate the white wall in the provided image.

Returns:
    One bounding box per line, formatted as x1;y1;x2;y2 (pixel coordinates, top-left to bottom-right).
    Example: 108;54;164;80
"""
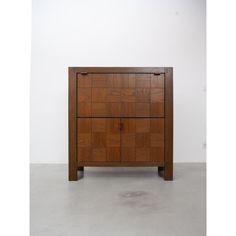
31;0;206;163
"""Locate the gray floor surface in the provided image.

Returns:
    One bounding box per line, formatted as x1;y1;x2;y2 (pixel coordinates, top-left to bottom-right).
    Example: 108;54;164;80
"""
30;164;206;236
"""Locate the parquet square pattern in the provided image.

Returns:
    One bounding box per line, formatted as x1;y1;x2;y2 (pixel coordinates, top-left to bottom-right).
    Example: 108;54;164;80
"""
77;73;164;117
77;118;164;162
77;73;165;163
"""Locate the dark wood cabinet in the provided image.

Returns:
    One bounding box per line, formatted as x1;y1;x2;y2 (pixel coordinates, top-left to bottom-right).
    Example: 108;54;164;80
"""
69;67;173;180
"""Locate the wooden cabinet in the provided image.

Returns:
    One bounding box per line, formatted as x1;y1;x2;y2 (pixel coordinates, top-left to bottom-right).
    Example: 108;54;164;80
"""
69;67;173;181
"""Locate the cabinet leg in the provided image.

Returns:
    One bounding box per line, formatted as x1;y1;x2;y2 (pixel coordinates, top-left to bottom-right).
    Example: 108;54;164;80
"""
69;167;78;181
78;166;84;171
164;164;173;181
158;166;164;177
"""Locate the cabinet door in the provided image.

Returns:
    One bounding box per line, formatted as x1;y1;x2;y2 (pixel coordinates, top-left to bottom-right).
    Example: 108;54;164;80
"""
77;118;120;162
121;118;164;162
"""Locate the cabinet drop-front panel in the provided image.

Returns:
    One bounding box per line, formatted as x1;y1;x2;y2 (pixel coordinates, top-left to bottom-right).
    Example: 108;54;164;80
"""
77;73;164;117
69;67;173;181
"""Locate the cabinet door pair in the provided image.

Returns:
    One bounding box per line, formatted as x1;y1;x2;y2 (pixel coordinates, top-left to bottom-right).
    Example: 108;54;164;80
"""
77;118;164;163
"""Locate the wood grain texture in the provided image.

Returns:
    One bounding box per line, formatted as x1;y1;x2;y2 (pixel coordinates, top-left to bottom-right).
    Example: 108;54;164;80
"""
121;103;136;117
164;68;173;180
92;88;107;102
150;103;164;117
72;67;165;74
107;103;121;116
92;74;112;87
77;72;164;118
78;74;92;87
77;118;120;162
121;89;136;102
68;68;78;180
135;103;150;117
77;118;164;164
91;103;107;116
151;74;165;88
136;74;151;87
119;74;136;88
78;102;91;117
121;118;164;162
78;161;164;167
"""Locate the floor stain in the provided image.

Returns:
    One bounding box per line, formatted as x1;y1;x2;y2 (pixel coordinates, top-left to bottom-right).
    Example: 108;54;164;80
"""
119;191;148;198
118;190;169;213
118;191;156;212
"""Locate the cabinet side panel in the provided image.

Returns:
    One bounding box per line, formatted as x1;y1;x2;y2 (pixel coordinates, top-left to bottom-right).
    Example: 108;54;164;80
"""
69;69;78;180
164;68;173;180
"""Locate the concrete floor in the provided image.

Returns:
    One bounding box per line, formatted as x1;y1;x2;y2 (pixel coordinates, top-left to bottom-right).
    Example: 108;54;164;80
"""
30;164;206;236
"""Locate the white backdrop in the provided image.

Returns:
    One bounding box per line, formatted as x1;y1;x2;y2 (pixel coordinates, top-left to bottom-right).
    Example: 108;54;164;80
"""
30;0;206;163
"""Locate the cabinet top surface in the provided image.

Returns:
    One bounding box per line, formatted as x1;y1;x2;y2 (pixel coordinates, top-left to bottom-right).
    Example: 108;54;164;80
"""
69;67;173;74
